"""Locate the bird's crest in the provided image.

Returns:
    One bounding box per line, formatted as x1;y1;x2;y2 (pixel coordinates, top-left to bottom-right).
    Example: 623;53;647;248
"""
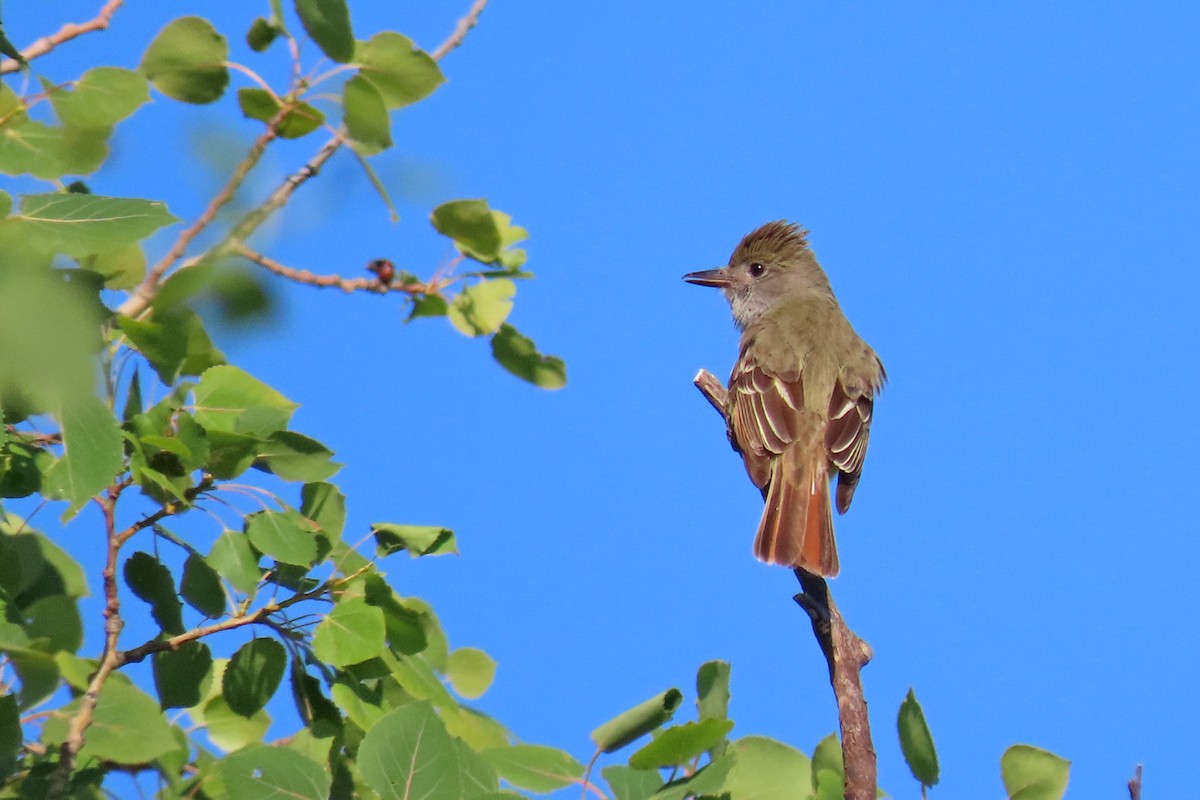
730;220;809;266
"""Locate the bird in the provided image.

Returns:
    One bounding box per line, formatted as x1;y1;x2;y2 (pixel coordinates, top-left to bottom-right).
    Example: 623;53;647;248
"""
684;221;885;577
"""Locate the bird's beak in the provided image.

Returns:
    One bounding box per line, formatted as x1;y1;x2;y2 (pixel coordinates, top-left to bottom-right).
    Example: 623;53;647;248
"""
683;268;731;288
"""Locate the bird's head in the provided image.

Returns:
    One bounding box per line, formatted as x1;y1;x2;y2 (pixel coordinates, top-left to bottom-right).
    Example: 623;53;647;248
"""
684;221;830;329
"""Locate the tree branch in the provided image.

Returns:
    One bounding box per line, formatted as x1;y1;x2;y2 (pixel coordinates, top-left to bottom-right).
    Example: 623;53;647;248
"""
693;367;878;800
115;0;490;318
1128;764;1143;800
431;0;490;61
236;245;447;296
0;0;123;75
793;571;876;800
52;486;125;797
116;115;285;319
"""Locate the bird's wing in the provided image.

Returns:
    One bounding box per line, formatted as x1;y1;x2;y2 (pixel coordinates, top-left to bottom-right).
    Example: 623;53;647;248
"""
824;373;877;513
726;339;808;490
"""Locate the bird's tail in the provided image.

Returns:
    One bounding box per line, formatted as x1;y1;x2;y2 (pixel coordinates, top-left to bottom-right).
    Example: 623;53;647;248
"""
753;447;839;576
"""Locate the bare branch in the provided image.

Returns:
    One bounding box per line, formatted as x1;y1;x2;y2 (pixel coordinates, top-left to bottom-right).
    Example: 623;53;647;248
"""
1128;764;1143;800
0;0;123;75
432;0;489;61
793;571;876;800
693;369;727;416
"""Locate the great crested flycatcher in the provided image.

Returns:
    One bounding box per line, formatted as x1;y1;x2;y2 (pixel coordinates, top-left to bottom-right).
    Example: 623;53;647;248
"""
684;221;885;577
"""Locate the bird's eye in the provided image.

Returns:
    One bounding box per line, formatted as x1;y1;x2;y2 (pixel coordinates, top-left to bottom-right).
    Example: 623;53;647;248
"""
748;262;765;277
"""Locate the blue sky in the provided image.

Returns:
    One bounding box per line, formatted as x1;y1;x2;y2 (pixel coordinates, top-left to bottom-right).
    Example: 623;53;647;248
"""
8;1;1200;797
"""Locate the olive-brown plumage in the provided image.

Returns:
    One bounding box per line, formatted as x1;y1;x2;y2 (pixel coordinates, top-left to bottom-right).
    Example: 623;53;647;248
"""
685;221;885;576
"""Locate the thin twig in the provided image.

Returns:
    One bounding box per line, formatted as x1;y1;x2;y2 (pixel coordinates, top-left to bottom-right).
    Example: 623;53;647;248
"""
693;367;878;800
115;0;490;316
431;0;489;61
119;580;328;665
236;244;444;295
1128;764;1143;800
116;114;286;319
0;0;124;75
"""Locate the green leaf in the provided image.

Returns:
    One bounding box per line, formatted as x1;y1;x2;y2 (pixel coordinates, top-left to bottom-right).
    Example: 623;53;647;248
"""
628;719;734;770
139;16;230;104
0;24;27;68
42;679;177;764
490;324;567;389
696;660;731;725
312;597;385;667
343;74;391;156
180;552;225;617
649;754;734;800
301;481;345;540
46;67;149;128
119;308;226;385
123;551;184;635
86;243;145;290
152;259;215;310
204;430;261;480
603;765;663;800
39;394;122;514
445;647;496;699
237;88;325;139
295;0;355;62
245;509;320;566
1001;745;1070;800
811;732;843;785
200;694;271;752
448;279;515;336
22;595;82;652
0;120;109;178
192;365;298;438
481;745;583;794
0;530;89;601
390;650;456;707
12;193;178;257
289;662;340;736
246;17;282;52
208;530;261;595
372;523;457;558
408;292;449;320
358;702;499;800
0;191;10;218
591;689;683;753
153;640;212;709
222;744;332;800
224;637;287;717
254;430;341;482
354;32;444;109
10;649;57;708
431;199;502;262
0;694;20;759
442;705;511;751
723;736;813;800
898;687;939;787
330;678;383;730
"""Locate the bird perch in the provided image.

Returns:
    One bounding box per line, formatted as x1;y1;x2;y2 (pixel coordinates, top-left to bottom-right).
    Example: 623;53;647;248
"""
693;367;878;800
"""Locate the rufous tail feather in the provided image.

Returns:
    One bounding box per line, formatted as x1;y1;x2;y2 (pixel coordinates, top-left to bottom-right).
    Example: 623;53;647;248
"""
753;448;839;576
